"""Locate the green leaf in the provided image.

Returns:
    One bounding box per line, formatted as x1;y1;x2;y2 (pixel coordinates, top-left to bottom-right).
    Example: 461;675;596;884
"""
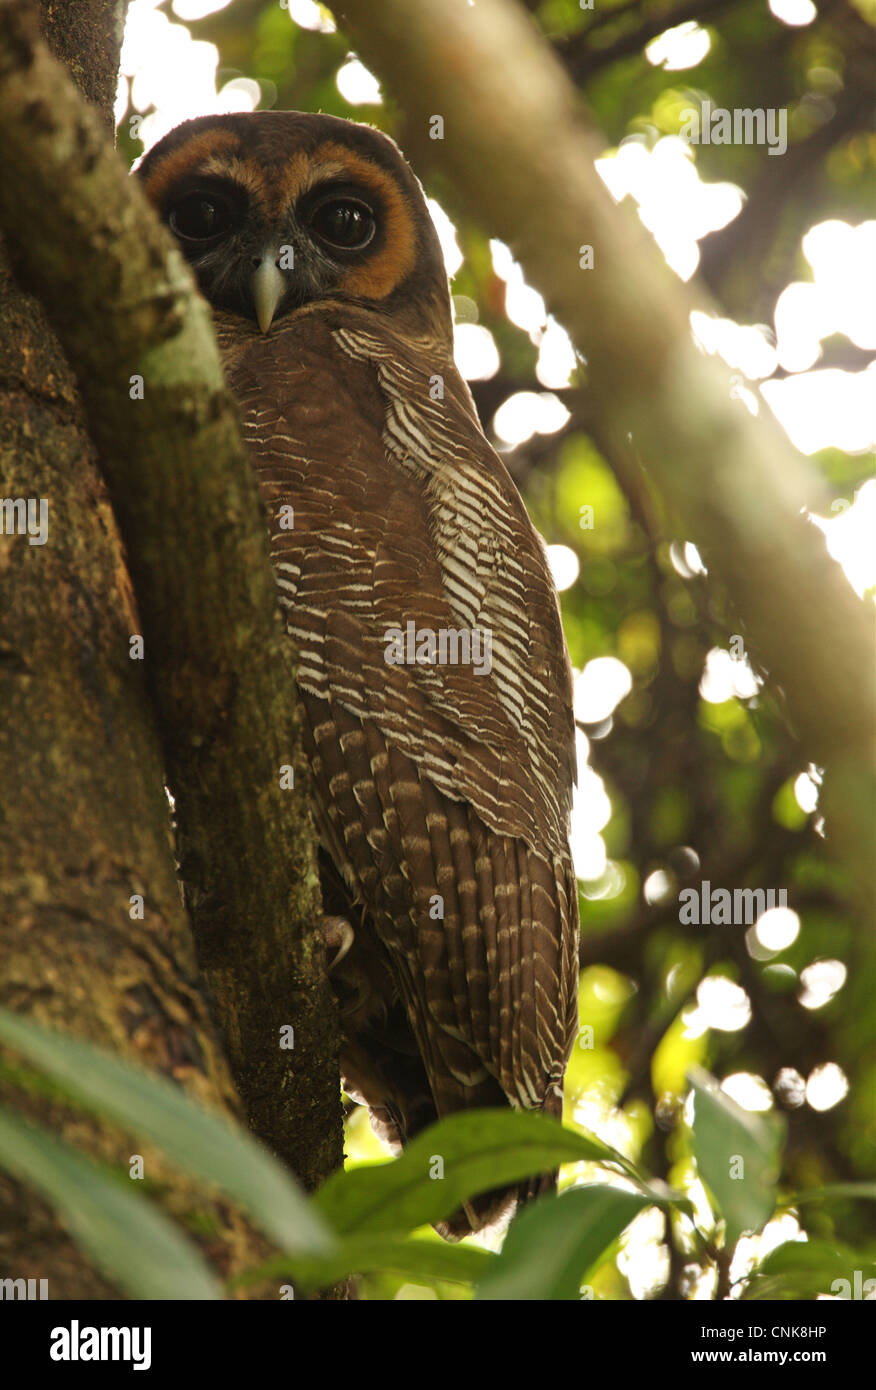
243;1235;493;1294
0;1109;221;1300
0;1006;332;1257
689;1066;784;1247
315;1108;646;1235
475;1184;650;1300
743;1239;876;1301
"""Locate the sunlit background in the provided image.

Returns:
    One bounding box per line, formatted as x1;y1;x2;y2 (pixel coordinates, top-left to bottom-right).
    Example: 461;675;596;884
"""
117;0;875;1298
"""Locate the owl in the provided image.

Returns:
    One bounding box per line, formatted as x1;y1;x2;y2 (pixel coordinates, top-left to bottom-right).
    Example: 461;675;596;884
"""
138;112;579;1237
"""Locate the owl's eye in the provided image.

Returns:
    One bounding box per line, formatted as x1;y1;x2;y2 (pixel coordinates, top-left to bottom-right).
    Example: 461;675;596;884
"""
310;199;376;251
168;193;238;242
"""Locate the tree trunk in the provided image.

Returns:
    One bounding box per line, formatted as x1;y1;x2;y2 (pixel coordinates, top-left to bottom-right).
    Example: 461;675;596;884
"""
0;0;341;1298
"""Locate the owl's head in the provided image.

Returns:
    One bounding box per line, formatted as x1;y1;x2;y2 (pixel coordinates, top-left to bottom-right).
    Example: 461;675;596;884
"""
137;111;452;347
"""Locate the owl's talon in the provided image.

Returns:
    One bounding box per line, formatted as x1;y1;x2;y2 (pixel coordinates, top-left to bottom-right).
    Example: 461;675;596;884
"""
319;915;354;971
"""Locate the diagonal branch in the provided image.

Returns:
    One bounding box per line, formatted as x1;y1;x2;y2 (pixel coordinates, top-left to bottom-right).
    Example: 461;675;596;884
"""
0;0;343;1194
336;0;875;923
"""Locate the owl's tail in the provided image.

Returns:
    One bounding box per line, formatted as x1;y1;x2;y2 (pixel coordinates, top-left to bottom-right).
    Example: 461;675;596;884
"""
340;1024;559;1240
434;1166;557;1243
319;850;563;1241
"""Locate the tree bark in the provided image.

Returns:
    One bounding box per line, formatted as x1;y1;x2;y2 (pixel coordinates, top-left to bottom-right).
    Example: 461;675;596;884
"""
0;0;341;1297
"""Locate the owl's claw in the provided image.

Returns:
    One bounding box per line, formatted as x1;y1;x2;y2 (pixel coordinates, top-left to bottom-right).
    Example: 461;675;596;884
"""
319;914;354;971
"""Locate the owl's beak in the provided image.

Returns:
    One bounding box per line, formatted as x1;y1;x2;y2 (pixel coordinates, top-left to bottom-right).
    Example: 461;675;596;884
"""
250;252;286;334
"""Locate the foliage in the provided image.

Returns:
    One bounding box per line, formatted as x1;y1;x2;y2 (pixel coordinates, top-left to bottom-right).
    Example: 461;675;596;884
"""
2;1010;874;1299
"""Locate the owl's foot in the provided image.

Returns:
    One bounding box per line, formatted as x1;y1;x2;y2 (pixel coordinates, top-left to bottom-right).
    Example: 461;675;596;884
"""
319;914;354;971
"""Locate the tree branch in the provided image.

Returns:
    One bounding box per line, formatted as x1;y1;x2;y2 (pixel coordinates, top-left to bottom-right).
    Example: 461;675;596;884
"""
0;0;343;1195
336;0;875;925
698;75;874;315
0;0;280;1297
558;0;744;80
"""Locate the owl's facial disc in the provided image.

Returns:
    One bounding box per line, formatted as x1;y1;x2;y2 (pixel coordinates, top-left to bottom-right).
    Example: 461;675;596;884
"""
158;173;383;332
248;191;378;332
137;114;454;348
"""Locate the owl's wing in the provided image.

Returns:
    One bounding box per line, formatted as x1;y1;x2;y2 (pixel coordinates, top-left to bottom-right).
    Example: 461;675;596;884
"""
227;307;579;1117
330;321;577;848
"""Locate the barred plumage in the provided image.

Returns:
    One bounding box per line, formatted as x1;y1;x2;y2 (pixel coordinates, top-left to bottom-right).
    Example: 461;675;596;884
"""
140;111;580;1236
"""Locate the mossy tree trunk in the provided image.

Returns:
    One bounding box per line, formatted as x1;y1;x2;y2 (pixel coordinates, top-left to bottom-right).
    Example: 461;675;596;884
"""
0;0;343;1298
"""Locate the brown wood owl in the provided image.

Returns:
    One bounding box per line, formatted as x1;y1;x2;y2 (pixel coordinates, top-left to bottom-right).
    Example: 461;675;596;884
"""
138;111;579;1237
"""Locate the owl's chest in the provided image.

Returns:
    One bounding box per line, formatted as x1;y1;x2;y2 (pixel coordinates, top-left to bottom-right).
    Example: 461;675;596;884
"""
222;318;500;632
